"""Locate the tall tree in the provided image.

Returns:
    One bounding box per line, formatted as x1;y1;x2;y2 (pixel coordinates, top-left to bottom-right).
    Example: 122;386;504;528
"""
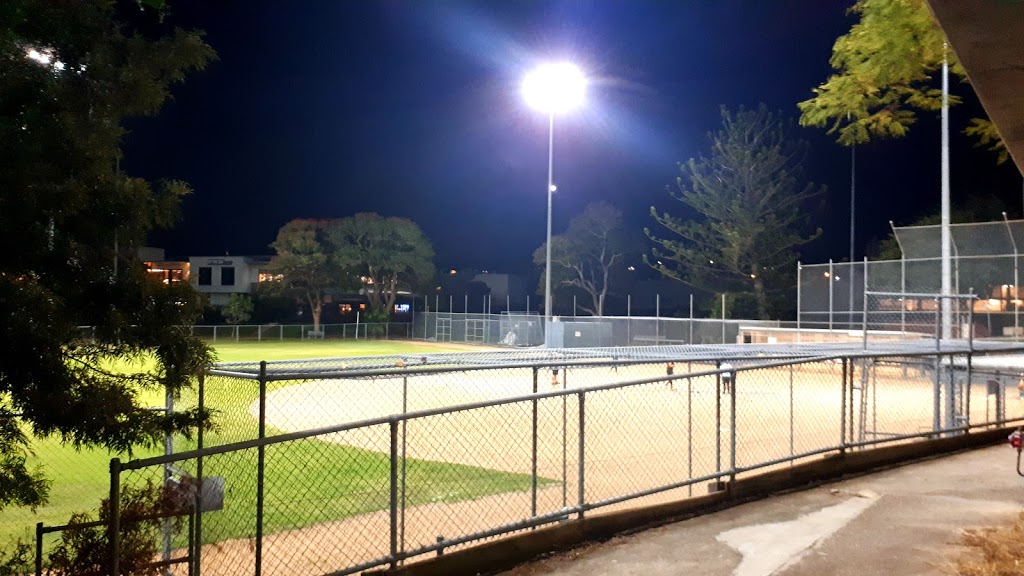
269;219;342;334
646;105;824;320
797;0;1007;162
0;0;215;509
533;202;628;316
328;213;435;315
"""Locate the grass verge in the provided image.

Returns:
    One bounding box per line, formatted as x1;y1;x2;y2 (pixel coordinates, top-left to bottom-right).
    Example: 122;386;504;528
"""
4;339;535;549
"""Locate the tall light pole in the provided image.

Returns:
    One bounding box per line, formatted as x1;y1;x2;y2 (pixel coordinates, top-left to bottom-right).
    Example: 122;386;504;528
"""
521;62;586;336
941;43;952;339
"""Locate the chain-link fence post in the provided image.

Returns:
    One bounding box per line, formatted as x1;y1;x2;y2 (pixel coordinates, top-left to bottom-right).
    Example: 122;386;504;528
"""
840;358;848;453
194;373;204;576
828;259;834;333
687;376;693;496
728;367;737;484
162;383;173;571
576;390;586;520
720;294;726;344
789;364;795;459
109;457;121;576
945;352;955;433
400;371;408;559
656;294;661;343
35;522;42;576
796;261;802;340
255;361;267;575
389;419;399;570
933;354;942;435
561;366;568;510
531;366;538;518
715;360;722;474
689;294;694;344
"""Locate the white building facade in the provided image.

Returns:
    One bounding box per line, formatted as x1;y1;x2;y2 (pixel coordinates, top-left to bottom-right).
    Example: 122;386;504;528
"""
188;255;272;306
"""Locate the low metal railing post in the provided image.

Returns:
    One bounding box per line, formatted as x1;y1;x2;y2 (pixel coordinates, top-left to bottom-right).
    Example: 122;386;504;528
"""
187;507;195;576
577;391;586;520
400;373;408;558
789;364;795;460
194;373;205;576
531;367;538;518
965;352;973;431
687;376;693;495
255;362;267;575
561;367;567;510
389;419;399;569
35;522;43;576
110;458;121;576
841;358;848;453
715;360;722;474
728;368;737;484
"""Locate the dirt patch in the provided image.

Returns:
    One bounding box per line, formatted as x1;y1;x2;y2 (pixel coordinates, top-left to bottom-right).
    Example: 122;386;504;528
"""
186;360;1011;576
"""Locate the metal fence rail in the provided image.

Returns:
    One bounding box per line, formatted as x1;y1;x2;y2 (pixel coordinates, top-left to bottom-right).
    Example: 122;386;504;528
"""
75;322;414;342
95;343;1024;575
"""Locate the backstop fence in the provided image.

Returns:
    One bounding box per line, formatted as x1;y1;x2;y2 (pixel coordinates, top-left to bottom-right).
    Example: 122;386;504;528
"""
30;339;1024;575
798;218;1024;338
412;311;783;347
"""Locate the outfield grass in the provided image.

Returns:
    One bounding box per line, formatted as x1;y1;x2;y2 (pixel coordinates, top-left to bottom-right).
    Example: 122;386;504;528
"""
3;339;538;549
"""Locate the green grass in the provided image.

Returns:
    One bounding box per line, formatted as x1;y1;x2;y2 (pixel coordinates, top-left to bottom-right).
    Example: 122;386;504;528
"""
3;339;540;549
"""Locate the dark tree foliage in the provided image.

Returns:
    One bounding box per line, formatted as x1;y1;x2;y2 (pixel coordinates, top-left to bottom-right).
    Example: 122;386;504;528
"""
533;202;630;316
328;213;435;315
646;105;823;320
269;218;344;333
798;0;1007;163
0;0;215;509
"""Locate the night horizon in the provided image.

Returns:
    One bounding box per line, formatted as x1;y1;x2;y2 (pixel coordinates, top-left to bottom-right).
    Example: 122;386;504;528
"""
125;1;1024;274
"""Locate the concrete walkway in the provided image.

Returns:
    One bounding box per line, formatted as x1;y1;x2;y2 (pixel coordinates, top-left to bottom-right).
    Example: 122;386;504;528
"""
500;445;1024;576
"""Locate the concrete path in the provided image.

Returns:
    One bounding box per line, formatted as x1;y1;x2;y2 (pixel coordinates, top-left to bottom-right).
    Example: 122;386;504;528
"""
500;445;1024;576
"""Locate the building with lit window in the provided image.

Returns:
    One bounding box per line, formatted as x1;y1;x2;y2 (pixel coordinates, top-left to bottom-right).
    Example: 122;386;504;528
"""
188;255;273;306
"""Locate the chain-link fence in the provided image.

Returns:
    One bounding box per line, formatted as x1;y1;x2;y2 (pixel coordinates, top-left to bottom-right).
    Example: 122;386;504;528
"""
413;311;782;347
73;323;414;343
66;341;1024;575
799;218;1024;339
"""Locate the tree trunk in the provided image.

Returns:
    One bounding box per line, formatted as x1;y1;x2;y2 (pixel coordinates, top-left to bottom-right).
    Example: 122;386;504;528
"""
752;265;768;320
384;276;398;314
311;301;322;333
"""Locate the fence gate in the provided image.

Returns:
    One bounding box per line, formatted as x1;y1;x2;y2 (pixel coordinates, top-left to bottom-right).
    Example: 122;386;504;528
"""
435;316;452;342
465;319;486;343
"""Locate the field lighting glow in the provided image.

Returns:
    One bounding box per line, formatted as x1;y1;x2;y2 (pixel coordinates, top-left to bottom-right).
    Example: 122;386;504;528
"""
521;62;586;115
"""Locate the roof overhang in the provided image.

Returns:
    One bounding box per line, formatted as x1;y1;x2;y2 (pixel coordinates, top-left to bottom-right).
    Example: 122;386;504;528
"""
927;0;1024;173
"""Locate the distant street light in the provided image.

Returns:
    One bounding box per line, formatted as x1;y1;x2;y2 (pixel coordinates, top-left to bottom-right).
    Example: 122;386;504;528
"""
521;62;586;334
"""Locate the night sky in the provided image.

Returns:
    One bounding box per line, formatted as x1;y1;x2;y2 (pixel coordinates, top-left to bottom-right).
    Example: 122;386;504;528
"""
126;1;1024;275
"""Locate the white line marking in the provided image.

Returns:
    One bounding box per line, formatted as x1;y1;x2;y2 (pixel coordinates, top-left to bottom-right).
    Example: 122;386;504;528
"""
716;493;878;576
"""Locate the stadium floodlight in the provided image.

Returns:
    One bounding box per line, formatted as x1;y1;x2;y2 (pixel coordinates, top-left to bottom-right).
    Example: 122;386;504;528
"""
522;62;586;115
521;62;586;338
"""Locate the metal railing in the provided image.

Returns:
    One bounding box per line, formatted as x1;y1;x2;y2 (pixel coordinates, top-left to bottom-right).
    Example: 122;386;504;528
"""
98;343;1024;575
76;323;414;342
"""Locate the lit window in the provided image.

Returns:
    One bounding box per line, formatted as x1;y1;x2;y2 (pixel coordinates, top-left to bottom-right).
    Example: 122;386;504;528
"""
339;304;352;313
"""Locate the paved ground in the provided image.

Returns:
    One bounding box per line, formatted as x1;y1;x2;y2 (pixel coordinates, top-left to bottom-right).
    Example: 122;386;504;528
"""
499;444;1024;576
